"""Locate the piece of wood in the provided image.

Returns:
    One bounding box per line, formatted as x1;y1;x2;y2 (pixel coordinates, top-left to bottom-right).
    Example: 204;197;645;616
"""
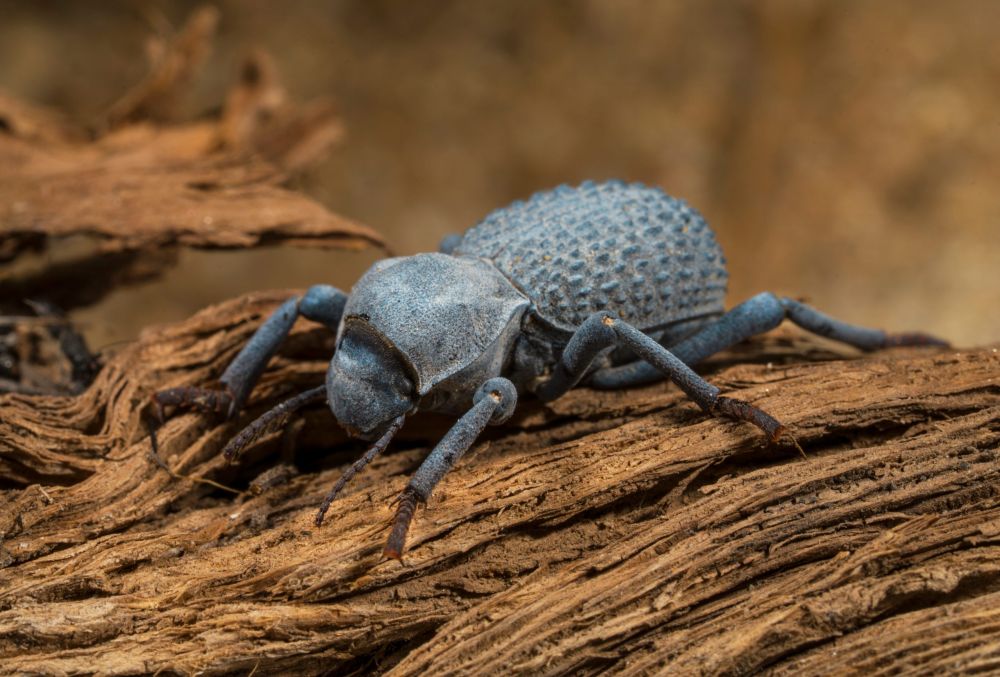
0;89;377;268
0;7;379;315
1;291;996;675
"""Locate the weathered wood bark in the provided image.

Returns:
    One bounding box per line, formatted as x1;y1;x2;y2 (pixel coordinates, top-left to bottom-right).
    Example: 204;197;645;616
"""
0;291;997;675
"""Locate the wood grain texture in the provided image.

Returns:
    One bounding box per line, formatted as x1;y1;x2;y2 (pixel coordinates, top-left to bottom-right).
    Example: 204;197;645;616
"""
1;291;996;675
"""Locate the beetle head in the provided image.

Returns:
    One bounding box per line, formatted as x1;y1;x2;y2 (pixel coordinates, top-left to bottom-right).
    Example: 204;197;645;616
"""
326;319;415;440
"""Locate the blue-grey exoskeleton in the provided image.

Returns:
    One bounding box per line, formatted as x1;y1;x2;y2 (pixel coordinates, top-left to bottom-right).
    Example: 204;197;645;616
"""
151;180;947;559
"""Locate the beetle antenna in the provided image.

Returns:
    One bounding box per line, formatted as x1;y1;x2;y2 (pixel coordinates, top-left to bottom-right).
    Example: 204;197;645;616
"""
222;385;327;462
315;414;406;527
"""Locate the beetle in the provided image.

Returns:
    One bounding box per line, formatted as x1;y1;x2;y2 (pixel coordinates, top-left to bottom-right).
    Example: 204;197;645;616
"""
151;180;946;559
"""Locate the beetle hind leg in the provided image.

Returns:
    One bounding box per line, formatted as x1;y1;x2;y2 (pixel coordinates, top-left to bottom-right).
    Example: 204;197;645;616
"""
590;292;948;390
779;297;948;350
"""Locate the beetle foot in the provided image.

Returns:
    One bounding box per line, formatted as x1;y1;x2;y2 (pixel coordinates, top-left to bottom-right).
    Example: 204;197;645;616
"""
150;385;235;423
784;432;808;460
882;331;950;349
712;395;784;443
146;387;234;482
383;487;420;561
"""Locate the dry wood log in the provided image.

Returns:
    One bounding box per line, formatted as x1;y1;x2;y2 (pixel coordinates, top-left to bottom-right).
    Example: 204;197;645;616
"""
1;290;997;675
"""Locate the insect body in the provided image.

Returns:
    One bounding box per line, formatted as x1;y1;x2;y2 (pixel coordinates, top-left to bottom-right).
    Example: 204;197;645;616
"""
152;180;946;559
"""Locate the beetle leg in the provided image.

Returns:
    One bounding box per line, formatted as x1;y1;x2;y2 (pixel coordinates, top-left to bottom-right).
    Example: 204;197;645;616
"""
149;285;346;421
590;292;949;389
220;285;345;413
537;312;785;442
383;377;517;561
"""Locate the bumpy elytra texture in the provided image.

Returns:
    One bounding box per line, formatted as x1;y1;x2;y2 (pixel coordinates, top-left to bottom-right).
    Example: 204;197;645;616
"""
455;180;729;332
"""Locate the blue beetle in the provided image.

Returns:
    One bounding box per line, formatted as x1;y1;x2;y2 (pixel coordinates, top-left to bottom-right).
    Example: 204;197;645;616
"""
152;181;946;559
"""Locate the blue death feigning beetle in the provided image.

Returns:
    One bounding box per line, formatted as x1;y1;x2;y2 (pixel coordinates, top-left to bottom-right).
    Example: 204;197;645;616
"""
150;180;947;560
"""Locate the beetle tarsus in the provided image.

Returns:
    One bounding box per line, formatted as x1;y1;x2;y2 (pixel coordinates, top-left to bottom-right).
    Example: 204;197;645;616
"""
250;463;298;495
882;331;950;348
383;487;419;561
151;385;235;422
712;395;784;442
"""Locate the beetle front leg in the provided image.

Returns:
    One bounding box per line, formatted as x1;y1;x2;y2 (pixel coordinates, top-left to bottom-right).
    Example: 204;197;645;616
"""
384;377;517;560
537;312;785;442
150;284;347;422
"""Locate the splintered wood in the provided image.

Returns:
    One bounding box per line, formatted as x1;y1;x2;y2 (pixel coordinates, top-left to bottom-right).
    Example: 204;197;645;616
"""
1;292;997;675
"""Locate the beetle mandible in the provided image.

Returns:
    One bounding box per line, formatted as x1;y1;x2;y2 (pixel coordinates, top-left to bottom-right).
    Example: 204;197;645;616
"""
151;180;946;559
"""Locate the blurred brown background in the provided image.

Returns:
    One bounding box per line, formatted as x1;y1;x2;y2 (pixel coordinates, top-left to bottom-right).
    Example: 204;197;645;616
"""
1;0;997;348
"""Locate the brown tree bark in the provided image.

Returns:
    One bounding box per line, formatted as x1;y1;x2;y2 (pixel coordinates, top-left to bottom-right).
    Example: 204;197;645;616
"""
1;292;997;675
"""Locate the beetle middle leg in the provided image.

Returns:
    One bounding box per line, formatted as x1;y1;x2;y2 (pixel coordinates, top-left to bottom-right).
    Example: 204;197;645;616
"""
382;377;517;560
536;311;785;441
150;284;347;422
589;292;949;389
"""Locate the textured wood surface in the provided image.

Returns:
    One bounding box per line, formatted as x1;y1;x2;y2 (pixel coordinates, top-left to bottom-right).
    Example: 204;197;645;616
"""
1;291;997;675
